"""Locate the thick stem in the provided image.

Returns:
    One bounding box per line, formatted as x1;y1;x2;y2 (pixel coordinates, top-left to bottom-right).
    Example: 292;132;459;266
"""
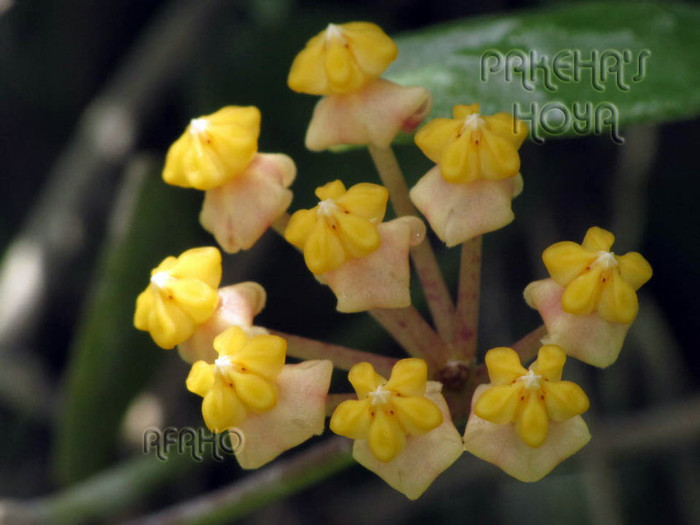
454;237;482;360
369;307;449;371
270;330;398;377
367;145;455;341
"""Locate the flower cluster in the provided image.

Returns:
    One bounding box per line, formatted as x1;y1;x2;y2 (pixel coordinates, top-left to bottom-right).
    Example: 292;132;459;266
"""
131;20;652;501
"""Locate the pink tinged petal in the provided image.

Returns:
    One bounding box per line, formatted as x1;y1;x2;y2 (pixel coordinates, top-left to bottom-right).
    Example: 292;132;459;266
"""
597;272;639;324
323;217;425;312
353;382;463;500
199;153;296;253
524;279;631;368
178;283;267;364
233;359;333;469
305;79;432;150
409;166;522;247
330;399;373;440
463;385;591;482
542;241;597;287
616;252;652;290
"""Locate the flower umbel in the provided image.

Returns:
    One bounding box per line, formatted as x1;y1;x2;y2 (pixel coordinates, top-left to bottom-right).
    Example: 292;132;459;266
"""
542;226;653;324
134;247;222;349
474;346;589;447
288;22;398;96
415;103;528;183
163;106;260;190
284;180;389;274
186;327;286;433
330;359;442;462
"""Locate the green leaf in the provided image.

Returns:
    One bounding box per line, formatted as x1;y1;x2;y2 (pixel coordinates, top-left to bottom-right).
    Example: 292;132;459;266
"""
388;2;700;142
53;156;203;486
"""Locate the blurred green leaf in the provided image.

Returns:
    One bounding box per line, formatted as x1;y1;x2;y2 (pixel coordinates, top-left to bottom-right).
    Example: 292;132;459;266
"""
388;2;700;140
53;156;202;486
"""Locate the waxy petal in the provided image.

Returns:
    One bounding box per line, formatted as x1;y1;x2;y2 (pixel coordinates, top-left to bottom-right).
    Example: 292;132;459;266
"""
392;396;443;435
515;395;549;448
185;361;215;397
530;344;566;382
597;271;639;324
464;385;591;482
229;371;278;413
542;381;590;423
385;357;428;397
323;217;425;313
474;384;519;424
561;268;604;316
367;408;406;463
353;382;463;500
617;252;653;290
178;282;267;364
524;278;631;367
542;241;597;287
199;153;296;253
233;360;333;469
582;226;615;252
330;399;373;440
305;79;432;150
202;379;246;433
410;166;522;247
349;362;386;398
484;347;528;385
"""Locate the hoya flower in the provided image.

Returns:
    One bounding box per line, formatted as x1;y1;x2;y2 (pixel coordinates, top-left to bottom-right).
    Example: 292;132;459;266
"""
163;106;260;190
285;180;423;311
178;281;268;364
410;103;528;246
162;106;296;253
285;180;388;275
187;326;333;469
331;359;463;500
463;346;591;482
288;22;432;150
134;247;221;349
525;227;652;367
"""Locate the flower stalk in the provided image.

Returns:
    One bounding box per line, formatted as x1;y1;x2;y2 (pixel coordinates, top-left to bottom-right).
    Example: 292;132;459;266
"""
454;236;482;360
367;144;456;341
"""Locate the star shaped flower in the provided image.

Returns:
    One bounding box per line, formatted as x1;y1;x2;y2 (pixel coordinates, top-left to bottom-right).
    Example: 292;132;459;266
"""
134;247;222;349
463;345;591;481
331;359;463;499
410;103;528;246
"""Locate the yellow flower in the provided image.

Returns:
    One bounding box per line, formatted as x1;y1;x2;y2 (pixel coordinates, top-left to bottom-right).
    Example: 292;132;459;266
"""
414;103;528;183
474;345;589;448
186;327;286;433
284;180;388;275
542;226;653;324
330;359;443;462
288;22;398;96
134;247;222;349
163;106;260;190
